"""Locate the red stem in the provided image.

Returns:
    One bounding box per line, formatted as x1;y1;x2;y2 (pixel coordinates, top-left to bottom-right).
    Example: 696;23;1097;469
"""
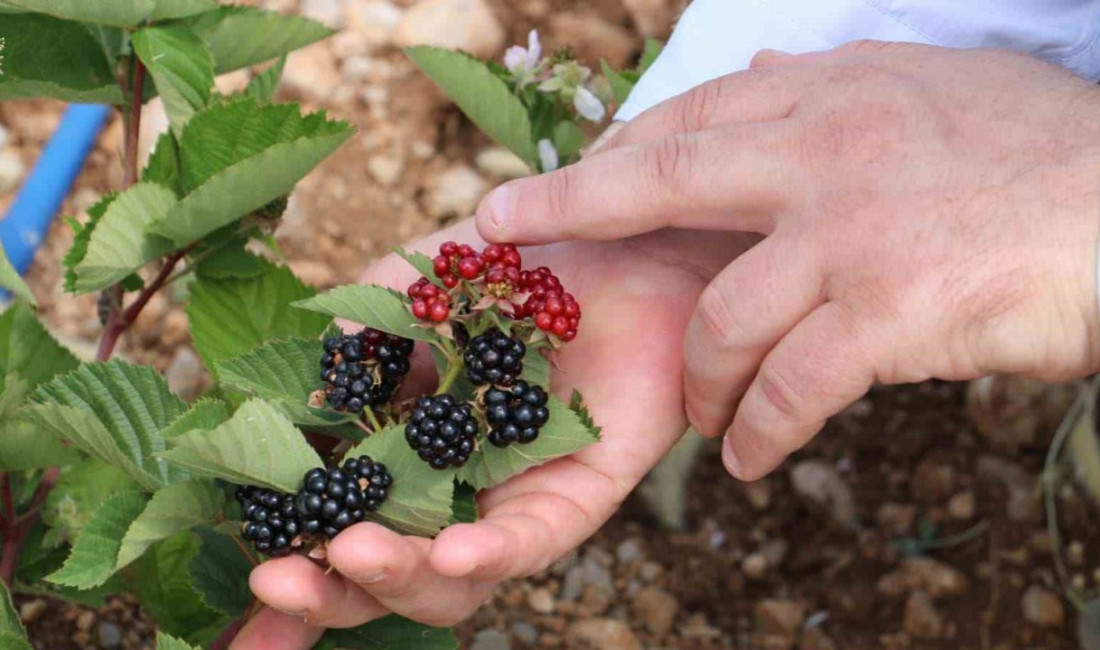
122;60;146;189
95;249;186;361
209;601;256;650
0;468;58;587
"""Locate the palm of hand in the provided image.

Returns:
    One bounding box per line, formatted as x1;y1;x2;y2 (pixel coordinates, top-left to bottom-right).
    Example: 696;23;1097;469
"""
231;221;751;648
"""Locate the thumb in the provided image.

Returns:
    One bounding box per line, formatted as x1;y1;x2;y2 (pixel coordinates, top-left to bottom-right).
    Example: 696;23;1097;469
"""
722;302;878;481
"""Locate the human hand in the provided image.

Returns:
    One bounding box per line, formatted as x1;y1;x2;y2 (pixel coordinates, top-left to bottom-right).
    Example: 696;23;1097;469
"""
231;219;754;647
474;42;1100;481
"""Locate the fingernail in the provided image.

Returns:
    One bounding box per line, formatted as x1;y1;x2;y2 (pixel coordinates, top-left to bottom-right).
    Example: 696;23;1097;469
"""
759;48;792;57
357;570;388;584
274;607;307;618
482;185;515;233
722;436;743;479
581;121;624;158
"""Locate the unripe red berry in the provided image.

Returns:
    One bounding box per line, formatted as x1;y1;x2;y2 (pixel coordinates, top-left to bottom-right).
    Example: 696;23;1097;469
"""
430;302;450;322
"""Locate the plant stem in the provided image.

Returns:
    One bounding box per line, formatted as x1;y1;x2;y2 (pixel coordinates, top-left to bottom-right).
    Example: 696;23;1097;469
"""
122;57;146;190
364;408;383;433
436;357;464;395
95;249;187;361
0;467;57;588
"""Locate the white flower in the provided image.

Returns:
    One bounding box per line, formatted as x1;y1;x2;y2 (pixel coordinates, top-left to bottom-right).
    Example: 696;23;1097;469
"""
538;139;559;172
504;30;541;76
572;86;606;122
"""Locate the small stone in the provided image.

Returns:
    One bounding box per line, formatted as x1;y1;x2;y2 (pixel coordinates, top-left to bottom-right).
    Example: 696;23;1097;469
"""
287;260;336;288
283;43;342;103
903;591;943;639
1067;540;1086;567
527;587;555;614
947;491;976;520
743;479;772;512
367;154;405;186
471;629;511;650
340;55;374;82
476;147;532;180
631;587;678;637
565;618;641;650
877;557;968;598
346;1;404;49
912;459;957;503
393;0;505;59
424;164;488;219
789;460;857;527
742;553;769;580
622;0;673;38
98;620;123;648
580;583;613;615
76;610;96;632
977;455;1040;522
410;141;436;160
0;125;9;149
1022;585;1064;627
547;13;635;69
876;503;917;534
165;347;204;400
0;150;25;194
616;538;644;565
754;599;805;636
638;561;662;583
301;0;344;27
801;627;838;650
19;599;47;625
512;621;539;646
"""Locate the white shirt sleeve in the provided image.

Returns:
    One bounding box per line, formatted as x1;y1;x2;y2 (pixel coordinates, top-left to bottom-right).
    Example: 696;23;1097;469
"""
617;0;1100;121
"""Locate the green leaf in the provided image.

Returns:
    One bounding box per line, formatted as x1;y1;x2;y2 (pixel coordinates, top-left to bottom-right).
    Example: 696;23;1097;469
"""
126;532;225;641
149;99;353;245
0;302;79;389
29;360;189;490
520;349;550;387
293;285;439;344
64;194;116;292
179;6;333;74
187;260;330;374
116;481;225;569
157;633;201;650
0;242;34;306
458;395;599;489
319;615;458;650
48;490;149;589
0;13;122;103
569;389;603;440
600;60;637;106
0;582;31;650
217;338;358;428
451;481;478;524
159;399;323;493
406;46;538;167
348;426;455;537
188;527;253;618
195;245;266;280
133;27;215;138
0;0;215;26
246;56;287;104
0;412;82;471
552;120;587;160
43;459;137;546
142;134;183;195
71;182;178;293
393;247;441;287
160;399;231;439
639;38;664;74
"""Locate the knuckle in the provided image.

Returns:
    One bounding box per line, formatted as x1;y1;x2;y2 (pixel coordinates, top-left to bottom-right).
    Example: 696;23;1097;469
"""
839;39;889;55
643;135;696;195
672;78;720;132
695;282;751;352
754;363;806;423
542;170;575;223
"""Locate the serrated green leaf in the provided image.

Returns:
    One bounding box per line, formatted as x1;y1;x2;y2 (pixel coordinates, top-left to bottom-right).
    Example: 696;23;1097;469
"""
319;615;458;650
142;134;183;195
0;301;80;389
116;481;225;569
179;6;333;74
520;349;550;387
0;582;31;650
48;490;149;589
187;260;330;374
0;242;34;306
348;426;455;537
0;13;122;103
0;0;215;25
188;527;253;617
72;182;178;293
0;373;80;470
552;120;586;161
600;60;637;106
159;399;322;493
64;193;117;292
126;532;226;641
195;245;266;280
458;395;598;489
639;38;663;73
43;459;137;546
134;27;215;138
149;99;353;245
450;481;478;524
246;56;286;104
161;399;231;439
29;360;189;489
569;389;602;440
157;633;201;650
406;46;538;167
217;338;357;427
293;284;439;344
393;247;442;287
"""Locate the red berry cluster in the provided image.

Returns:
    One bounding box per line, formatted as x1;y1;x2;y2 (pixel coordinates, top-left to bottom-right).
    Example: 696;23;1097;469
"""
408;277;452;322
516;267;580;341
409;241;581;342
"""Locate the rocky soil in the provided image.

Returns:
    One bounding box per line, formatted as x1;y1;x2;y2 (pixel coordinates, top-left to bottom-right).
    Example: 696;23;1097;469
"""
2;0;1096;648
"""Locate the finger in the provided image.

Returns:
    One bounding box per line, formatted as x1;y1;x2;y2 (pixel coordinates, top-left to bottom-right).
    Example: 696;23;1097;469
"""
229;607;325;650
248;555;389;628
684;236;824;438
598;64;807;151
476;123;800;245
749;48;793;68
327;523;491;627
724;302;878;480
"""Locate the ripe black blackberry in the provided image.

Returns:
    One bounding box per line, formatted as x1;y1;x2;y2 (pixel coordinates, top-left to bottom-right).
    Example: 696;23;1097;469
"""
237;486;301;557
405;394;478;469
294;455;393;540
483;380;550;447
321;328;414;412
464;327;525;386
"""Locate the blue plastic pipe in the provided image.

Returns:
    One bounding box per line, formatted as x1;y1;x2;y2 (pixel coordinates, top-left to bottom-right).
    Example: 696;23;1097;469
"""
1;103;111;276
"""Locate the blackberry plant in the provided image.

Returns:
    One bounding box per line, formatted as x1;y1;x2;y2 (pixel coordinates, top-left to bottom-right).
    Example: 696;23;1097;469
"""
0;12;621;650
